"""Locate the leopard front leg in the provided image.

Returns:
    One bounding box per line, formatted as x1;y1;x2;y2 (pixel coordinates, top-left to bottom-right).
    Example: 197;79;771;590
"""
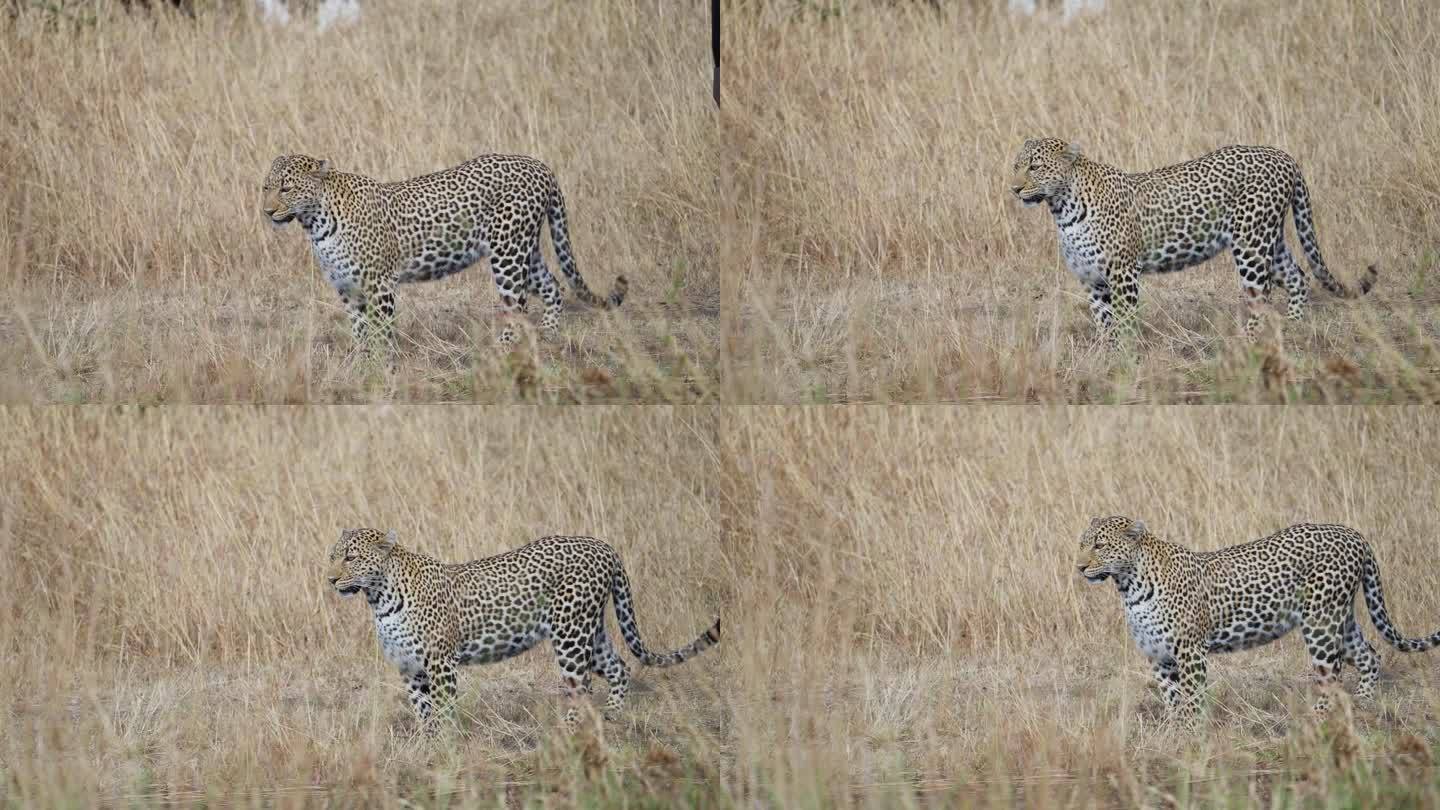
336;269;396;360
338;288;368;348
1069;231;1139;347
1083;276;1116;336
406;657;458;736
1152;658;1185;711
1105;259;1142;345
1084;246;1139;348
1156;645;1206;728
357;269;397;357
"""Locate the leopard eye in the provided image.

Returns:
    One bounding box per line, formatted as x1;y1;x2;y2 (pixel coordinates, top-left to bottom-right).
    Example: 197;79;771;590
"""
280;184;292;193
344;551;356;562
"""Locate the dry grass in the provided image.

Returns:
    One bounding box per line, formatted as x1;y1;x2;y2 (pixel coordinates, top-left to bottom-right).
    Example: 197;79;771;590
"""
1;407;731;806
725;0;1440;403
8;407;1440;808
0;0;716;404
10;0;1440;807
721;406;1440;807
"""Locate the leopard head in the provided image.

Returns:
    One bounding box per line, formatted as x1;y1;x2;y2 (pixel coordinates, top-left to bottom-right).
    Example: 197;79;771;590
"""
1010;138;1082;207
262;154;332;227
327;527;398;597
1076;515;1147;583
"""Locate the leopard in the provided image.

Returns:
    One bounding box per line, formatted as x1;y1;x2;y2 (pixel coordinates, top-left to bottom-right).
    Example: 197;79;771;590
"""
1010;138;1377;342
262;153;628;351
1077;516;1440;725
327;528;719;732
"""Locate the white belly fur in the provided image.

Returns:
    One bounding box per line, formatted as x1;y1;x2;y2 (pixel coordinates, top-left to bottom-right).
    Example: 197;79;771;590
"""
311;233;359;294
375;612;422;674
1058;222;1106;286
1125;598;1175;663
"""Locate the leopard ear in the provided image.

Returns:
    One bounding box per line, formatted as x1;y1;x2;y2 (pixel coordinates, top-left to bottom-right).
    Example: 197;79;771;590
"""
1090;516;1103;528
380;529;398;552
1126;519;1147;538
313;158;332;179
1062;141;1083;163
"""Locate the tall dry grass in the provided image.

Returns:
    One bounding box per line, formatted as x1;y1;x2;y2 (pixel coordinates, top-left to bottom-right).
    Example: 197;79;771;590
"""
722;406;1440;807
7;406;1440;808
0;0;716;403
725;0;1440;403
0;407;730;806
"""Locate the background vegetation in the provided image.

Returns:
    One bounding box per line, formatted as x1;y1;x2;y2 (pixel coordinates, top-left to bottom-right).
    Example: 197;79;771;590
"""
1;407;730;806
722;406;1440;807
725;0;1440;403
1;0;716;403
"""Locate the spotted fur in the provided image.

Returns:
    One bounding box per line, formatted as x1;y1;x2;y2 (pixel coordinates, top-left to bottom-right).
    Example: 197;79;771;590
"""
327;529;718;732
263;154;627;350
1011;139;1377;341
1077;516;1440;724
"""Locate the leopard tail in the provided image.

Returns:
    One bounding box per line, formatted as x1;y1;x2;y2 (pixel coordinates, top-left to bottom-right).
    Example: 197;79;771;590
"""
610;563;720;668
1290;170;1376;298
1361;547;1440;652
546;184;628;309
